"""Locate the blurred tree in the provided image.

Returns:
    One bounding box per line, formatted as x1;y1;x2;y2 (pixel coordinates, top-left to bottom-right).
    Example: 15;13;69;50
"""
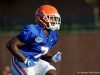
85;0;99;28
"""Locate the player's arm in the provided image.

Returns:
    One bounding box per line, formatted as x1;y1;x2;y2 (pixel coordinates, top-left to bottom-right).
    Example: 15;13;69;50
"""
40;51;52;62
40;50;62;63
6;36;26;62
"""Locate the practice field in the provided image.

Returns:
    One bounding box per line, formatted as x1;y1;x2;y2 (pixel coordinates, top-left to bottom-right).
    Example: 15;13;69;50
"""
0;32;100;75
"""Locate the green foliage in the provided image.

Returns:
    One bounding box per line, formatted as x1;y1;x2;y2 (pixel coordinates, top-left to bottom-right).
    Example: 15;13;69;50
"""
85;0;97;5
95;21;100;29
1;22;100;35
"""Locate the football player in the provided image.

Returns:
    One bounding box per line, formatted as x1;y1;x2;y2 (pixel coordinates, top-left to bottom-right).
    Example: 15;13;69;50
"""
6;5;62;75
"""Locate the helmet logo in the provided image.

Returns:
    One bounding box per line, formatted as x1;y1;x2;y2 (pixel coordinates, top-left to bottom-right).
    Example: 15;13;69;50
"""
35;37;43;43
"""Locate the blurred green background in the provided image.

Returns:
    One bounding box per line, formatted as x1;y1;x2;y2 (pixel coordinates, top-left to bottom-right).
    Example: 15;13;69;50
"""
0;0;100;34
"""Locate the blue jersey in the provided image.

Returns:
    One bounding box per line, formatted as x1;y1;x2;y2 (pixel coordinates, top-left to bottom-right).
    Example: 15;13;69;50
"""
17;24;58;61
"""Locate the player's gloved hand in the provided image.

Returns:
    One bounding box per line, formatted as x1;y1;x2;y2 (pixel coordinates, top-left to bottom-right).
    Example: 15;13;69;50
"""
24;58;36;67
52;51;62;62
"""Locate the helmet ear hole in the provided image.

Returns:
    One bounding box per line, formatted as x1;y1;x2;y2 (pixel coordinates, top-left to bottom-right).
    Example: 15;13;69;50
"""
35;16;49;29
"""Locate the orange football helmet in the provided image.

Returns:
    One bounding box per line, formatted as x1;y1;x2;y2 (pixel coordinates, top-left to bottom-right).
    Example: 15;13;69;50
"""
35;5;61;30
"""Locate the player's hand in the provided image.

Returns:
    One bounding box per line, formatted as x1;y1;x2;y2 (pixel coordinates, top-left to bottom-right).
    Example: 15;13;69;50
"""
52;51;62;62
24;58;36;67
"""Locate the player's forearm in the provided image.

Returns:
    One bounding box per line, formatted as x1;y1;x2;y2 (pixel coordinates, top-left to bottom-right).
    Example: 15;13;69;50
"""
41;51;62;63
6;42;26;62
40;55;53;62
40;52;54;62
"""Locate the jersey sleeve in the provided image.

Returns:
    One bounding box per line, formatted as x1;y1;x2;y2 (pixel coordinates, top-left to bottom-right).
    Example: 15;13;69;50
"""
17;25;35;43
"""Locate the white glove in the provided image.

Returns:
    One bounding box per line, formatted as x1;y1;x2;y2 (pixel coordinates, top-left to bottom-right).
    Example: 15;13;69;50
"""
52;51;62;62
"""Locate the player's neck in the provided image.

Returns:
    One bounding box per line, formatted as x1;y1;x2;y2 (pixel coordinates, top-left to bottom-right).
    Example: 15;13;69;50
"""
43;29;50;37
